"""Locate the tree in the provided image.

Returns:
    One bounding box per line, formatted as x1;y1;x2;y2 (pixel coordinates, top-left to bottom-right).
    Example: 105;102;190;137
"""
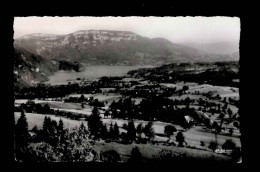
128;146;143;162
88;106;102;139
41;116;58;146
42;104;51;114
113;122;120;140
15;110;29;161
144;122;154;141
109;122;114;139
80;94;85;102
136;123;143;138
182;85;189;92
31;125;38;133
176;131;185;147
57;118;65;143
164;125;177;140
79;122;88;137
127;120;136;143
104;110;110;118
26;127;95;162
100;124;108;140
57;118;63;129
43;116;51;134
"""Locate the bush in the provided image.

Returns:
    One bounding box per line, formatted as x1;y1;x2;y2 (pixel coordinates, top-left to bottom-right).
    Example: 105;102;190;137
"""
200;141;205;147
152;149;176;162
208;141;218;151
100;150;121;162
176;132;185;147
164;125;177;139
222;139;236;150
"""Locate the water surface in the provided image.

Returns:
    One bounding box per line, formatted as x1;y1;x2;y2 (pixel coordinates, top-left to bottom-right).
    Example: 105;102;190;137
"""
46;65;155;85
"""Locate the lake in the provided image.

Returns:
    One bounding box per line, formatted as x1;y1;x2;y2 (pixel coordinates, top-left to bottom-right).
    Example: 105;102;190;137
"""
46;65;155;85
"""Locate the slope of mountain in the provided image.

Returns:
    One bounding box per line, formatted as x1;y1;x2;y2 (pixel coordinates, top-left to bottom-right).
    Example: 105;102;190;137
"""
180;41;239;55
14;30;238;66
14;47;59;88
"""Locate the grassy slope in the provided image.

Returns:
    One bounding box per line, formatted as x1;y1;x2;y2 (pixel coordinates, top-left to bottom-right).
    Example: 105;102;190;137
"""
93;141;232;162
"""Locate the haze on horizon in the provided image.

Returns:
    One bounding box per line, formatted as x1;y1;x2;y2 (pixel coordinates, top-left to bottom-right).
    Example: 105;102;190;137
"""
13;16;240;44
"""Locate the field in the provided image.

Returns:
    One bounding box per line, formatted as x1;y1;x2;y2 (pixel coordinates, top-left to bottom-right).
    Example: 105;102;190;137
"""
93;141;232;162
188;84;239;99
15;111;240;150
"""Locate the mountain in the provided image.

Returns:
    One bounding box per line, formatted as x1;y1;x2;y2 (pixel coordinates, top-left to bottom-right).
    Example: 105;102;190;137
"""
14;30;238;66
14;47;59;88
180;41;239;55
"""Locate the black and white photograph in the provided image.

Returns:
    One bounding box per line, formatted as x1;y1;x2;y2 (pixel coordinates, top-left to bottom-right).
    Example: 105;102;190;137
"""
13;16;241;163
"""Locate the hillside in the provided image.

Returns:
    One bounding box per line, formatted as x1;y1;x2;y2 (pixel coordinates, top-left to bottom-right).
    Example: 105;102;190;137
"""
14;30;238;66
14;47;59;88
127;61;239;87
180;41;239;56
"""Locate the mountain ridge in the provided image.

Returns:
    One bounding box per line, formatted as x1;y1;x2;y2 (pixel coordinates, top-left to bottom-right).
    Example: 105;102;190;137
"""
14;30;239;65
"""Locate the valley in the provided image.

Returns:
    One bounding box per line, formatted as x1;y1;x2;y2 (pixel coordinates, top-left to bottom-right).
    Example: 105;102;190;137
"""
14;61;241;163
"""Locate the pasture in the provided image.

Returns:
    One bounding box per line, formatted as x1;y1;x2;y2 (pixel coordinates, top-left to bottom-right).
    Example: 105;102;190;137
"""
14;111;241;152
93;141;232;162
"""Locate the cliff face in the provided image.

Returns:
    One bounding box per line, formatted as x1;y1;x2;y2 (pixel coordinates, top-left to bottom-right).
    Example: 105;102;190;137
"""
14;30;238;65
15;30;137;56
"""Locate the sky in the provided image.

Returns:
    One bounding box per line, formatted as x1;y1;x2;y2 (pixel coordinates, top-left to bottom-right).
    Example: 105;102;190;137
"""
13;16;240;44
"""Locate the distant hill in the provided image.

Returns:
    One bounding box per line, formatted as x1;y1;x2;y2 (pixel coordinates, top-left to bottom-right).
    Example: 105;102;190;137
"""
14;30;239;66
127;61;239;87
14;47;59;88
180;41;240;56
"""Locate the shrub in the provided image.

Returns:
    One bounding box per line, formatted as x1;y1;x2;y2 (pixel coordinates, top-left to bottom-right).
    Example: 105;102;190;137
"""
222;139;236;150
152;149;176;162
164;125;177;139
176;132;185;147
200;141;205;147
208;141;218;151
100;150;121;162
